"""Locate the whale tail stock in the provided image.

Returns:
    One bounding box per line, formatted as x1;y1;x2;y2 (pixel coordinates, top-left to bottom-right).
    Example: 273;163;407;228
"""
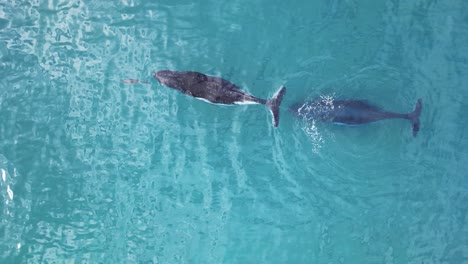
266;86;286;127
408;98;422;137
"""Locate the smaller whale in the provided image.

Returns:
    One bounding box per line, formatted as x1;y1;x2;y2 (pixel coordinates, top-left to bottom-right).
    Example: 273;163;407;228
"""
154;70;286;127
289;98;422;136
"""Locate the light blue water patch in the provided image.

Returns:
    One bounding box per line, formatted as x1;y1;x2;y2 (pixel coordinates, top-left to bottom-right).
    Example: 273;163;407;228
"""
1;0;468;263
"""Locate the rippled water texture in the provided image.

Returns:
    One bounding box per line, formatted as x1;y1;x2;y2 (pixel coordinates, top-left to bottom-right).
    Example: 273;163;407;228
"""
1;0;468;263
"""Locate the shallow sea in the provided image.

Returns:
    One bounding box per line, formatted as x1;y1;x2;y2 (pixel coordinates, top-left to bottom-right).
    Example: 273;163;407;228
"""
1;0;468;263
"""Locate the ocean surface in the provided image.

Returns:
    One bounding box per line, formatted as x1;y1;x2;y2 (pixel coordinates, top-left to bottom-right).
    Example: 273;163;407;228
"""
1;0;468;263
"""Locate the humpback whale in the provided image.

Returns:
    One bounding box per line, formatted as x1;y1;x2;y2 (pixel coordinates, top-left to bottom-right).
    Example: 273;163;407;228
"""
153;70;286;127
290;98;422;136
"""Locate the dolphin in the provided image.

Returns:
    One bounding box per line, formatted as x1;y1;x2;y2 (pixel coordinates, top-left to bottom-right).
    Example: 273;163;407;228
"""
153;70;286;127
289;98;422;136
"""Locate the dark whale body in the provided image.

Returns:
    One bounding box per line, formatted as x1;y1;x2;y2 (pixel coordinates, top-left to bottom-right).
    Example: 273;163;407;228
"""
290;98;422;136
154;70;286;127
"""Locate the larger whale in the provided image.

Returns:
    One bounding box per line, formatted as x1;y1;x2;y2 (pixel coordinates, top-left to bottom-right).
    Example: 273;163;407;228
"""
290;98;422;136
153;70;286;127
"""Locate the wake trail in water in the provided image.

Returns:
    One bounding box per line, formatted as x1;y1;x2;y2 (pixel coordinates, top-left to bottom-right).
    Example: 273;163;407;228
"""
121;79;150;84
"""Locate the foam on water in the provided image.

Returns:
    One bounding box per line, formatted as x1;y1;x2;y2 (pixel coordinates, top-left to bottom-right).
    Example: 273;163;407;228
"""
295;94;337;153
301;119;323;153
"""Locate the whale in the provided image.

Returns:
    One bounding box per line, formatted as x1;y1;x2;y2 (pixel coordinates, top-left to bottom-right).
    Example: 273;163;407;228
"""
289;98;422;136
153;70;286;127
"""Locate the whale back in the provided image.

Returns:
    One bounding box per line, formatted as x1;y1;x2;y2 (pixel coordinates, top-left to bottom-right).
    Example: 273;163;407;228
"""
329;100;392;125
154;70;251;104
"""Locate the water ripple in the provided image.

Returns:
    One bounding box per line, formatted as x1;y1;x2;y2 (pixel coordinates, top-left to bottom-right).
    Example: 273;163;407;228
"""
1;0;468;263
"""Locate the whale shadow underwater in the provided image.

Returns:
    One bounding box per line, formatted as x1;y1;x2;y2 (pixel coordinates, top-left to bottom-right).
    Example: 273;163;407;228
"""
289;98;422;136
153;70;286;127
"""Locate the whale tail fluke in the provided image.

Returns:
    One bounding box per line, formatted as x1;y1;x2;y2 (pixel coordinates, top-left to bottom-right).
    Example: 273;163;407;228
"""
408;98;422;137
266;86;286;127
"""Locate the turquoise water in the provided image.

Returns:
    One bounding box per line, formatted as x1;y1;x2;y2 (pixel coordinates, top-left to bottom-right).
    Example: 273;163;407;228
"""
1;0;468;263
